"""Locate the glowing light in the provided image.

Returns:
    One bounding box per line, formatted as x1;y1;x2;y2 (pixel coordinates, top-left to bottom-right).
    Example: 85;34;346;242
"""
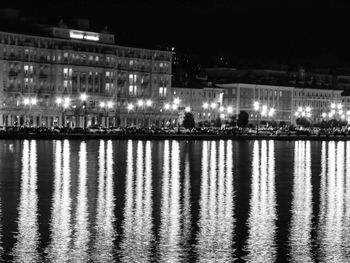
331;103;336;109
69;30;99;41
341;114;345;119
298;107;303;112
56;97;62;105
347;111;350;116
63;97;70;108
127;104;134;111
185;106;191;112
322;112;327;118
337;103;342;109
339;110;343;115
107;101;113;108
203;102;209;109
172;104;178;110
220;113;225;119
268;108;275;117
174;98;180;105
328;112;333;118
23;98;30;105
100;102;106;108
227;106;233;114
80;93;87;101
305;107;311;112
219;106;225;112
254;101;260;111
137;100;144;107
306;113;311;118
146;99;152;107
164;103;170;110
211;102;217;109
295;112;300;117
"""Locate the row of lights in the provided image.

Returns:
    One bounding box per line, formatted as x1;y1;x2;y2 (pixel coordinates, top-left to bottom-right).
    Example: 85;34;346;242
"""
254;101;275;117
22;94;233;118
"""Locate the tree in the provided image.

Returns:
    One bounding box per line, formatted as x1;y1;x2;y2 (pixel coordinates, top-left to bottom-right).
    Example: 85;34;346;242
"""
296;117;311;127
183;112;195;129
279;121;287;128
269;120;278;128
237;111;249;127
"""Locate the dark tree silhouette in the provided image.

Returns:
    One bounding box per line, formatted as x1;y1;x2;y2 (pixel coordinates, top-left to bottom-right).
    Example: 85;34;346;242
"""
183;112;195;129
237;111;249;127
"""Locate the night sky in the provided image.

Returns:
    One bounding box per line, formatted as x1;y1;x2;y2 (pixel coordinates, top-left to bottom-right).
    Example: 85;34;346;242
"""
1;0;350;67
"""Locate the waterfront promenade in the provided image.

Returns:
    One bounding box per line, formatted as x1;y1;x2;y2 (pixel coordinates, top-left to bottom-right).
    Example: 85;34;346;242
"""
1;133;350;141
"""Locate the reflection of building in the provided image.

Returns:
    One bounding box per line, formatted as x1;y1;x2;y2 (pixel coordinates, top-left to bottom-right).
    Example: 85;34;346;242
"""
0;15;173;128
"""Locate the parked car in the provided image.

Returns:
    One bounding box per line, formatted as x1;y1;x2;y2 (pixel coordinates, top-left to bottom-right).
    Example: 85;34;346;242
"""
86;126;101;134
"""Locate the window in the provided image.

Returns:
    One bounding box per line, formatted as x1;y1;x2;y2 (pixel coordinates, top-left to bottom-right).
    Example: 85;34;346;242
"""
159;87;167;98
129;73;137;96
24;65;29;76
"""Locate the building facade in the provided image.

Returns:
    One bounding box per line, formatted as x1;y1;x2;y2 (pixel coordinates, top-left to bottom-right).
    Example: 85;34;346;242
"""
0;22;173;128
217;83;343;125
172;86;224;125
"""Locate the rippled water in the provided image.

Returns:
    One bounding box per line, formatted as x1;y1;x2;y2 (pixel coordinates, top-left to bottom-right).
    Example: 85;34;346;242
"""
0;139;350;262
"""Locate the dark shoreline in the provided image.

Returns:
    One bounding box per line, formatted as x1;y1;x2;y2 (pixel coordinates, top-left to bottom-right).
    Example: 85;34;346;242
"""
0;133;349;141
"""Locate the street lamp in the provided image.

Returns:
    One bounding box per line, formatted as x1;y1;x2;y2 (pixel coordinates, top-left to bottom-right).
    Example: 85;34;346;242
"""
185;106;191;113
80;93;87;129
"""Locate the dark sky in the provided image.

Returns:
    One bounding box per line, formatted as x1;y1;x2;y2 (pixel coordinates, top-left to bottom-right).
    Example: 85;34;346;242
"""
2;0;350;67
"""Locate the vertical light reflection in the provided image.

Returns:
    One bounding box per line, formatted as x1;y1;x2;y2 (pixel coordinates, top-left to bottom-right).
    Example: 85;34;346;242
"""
159;141;182;262
344;141;350;254
196;140;235;261
182;151;192;254
71;142;89;262
318;141;348;262
93;140;116;262
46;140;72;262
245;140;277;263
120;140;153;262
12;140;40;262
289;141;313;262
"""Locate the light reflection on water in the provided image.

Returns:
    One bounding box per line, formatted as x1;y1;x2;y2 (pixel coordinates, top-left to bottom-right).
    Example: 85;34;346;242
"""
1;139;350;262
318;141;350;262
289;141;313;262
196;140;235;262
245;140;277;263
120;140;153;262
12;140;40;262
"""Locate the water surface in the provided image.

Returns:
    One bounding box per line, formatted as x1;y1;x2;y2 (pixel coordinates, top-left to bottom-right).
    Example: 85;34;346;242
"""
0;139;349;262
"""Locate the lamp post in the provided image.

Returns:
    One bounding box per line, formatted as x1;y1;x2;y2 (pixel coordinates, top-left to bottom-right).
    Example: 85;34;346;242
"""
99;100;114;127
56;97;70;127
254;101;276;134
136;99;153;127
294;106;312;127
80;93;87;129
23;97;37;126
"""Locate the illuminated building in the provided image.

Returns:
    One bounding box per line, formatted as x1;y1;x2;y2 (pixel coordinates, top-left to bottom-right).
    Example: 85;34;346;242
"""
0;18;173;127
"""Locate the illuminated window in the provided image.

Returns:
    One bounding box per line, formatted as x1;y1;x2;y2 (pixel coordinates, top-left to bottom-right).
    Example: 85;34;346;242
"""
63;68;68;78
159;87;167;98
105;83;110;92
24;78;29;89
129;85;137;96
63;80;68;89
24;65;29;75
